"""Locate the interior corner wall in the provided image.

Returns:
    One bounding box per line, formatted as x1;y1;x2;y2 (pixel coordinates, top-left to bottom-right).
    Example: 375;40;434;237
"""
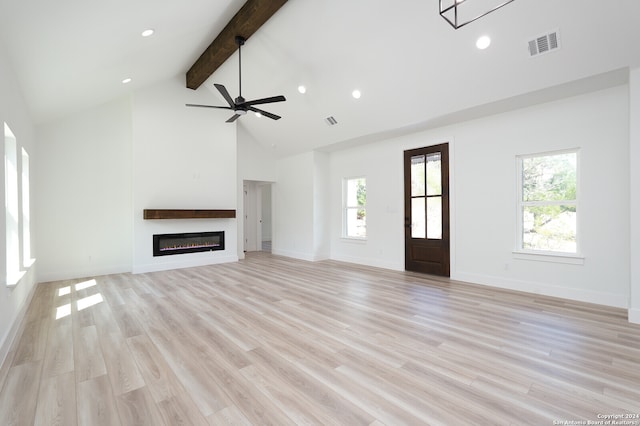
629;67;640;323
273;152;316;260
272;151;330;261
329;84;630;308
131;77;238;273
237;125;277;182
0;38;38;366
236;124;277;259
36;97;133;282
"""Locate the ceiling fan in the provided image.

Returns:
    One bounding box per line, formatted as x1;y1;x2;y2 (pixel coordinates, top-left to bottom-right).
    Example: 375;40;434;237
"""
186;35;286;122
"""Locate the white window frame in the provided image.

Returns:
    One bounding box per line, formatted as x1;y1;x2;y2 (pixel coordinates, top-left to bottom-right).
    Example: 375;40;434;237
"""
342;176;366;240
4;123;22;286
515;148;583;263
4;124;35;286
22;147;34;268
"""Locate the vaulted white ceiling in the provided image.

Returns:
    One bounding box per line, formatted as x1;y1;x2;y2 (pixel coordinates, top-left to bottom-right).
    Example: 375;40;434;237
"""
1;0;639;157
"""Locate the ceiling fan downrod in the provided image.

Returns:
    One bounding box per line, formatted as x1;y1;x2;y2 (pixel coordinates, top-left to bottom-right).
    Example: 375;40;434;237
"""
185;34;286;122
236;35;245;101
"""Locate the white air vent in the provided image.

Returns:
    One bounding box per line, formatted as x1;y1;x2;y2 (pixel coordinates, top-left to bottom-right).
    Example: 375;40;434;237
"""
325;116;338;126
528;30;560;57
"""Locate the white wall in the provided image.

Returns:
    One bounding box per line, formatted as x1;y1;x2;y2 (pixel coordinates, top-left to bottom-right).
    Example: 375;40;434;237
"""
35;75;240;278
131;77;238;273
329;142;406;270
454;86;629;307
329;85;630;308
272;151;330;261
630;67;640;323
36;98;133;281
236;124;277;259
273;152;316;260
237;124;278;182
0;39;38;366
313;151;330;260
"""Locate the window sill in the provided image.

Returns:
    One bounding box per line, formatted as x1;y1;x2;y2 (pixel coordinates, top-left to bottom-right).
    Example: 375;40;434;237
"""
512;250;584;265
6;271;26;288
6;258;36;288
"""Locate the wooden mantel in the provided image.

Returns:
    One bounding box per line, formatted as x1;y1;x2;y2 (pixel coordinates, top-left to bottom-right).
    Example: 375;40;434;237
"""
143;209;236;220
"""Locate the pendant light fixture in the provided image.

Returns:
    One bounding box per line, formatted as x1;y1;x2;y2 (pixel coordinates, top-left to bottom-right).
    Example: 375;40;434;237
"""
440;0;517;29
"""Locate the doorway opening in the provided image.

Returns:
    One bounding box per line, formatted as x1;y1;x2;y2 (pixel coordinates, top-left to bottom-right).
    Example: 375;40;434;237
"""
243;181;273;253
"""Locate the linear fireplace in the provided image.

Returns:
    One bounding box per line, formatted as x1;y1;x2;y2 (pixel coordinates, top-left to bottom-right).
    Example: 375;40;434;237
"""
153;231;224;256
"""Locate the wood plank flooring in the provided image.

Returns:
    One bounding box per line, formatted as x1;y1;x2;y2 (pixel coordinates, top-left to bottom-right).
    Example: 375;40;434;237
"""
1;252;639;425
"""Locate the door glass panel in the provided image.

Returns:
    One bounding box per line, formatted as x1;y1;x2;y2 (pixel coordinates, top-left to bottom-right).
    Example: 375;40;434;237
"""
411;197;426;238
411;155;425;197
426;152;441;196
427;196;442;239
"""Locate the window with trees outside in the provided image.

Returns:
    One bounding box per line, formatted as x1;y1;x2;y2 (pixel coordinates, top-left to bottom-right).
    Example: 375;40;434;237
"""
343;177;366;238
517;149;578;254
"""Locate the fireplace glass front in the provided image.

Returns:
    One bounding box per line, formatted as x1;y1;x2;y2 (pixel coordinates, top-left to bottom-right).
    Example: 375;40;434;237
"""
153;231;224;256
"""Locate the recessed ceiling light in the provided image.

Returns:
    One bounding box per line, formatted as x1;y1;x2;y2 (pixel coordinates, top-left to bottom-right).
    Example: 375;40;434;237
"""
141;29;155;37
254;112;262;117
298;85;306;94
352;89;361;99
122;78;132;84
476;35;491;50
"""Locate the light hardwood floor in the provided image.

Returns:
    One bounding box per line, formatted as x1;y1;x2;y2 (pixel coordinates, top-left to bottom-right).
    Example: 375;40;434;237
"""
1;252;639;425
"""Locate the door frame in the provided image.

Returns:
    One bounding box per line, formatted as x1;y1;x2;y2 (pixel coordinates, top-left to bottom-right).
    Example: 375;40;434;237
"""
403;142;451;276
242;180;273;253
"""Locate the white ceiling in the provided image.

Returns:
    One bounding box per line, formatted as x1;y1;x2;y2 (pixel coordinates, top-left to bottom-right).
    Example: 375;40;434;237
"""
1;0;639;157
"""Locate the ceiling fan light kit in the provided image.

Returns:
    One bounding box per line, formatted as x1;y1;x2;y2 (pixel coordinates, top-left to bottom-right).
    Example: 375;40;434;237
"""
439;0;517;29
186;35;286;123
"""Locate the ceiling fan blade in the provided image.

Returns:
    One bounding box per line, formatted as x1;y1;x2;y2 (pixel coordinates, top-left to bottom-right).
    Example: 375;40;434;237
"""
226;114;241;123
214;84;235;107
241;95;286;107
185;103;233;110
248;106;281;121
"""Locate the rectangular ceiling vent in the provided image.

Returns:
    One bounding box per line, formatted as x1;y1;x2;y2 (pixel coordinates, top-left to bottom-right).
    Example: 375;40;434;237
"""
528;30;560;57
324;116;338;126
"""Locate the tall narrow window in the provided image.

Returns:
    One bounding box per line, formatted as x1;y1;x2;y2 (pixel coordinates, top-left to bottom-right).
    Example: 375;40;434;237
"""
343;177;366;238
4;123;20;284
22;147;32;266
517;149;578;254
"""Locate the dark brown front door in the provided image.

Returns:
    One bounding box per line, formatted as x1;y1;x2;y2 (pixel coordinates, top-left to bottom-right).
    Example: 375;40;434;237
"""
404;143;450;276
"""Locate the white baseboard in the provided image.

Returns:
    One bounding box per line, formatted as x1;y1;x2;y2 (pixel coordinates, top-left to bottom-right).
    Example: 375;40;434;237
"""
629;308;640;324
453;271;628;308
271;248;317;262
270;248;402;270
0;271;39;370
38;263;132;283
330;254;404;271
132;255;238;274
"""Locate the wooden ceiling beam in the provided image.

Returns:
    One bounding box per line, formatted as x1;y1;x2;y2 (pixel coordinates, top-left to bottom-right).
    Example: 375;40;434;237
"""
186;0;288;90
